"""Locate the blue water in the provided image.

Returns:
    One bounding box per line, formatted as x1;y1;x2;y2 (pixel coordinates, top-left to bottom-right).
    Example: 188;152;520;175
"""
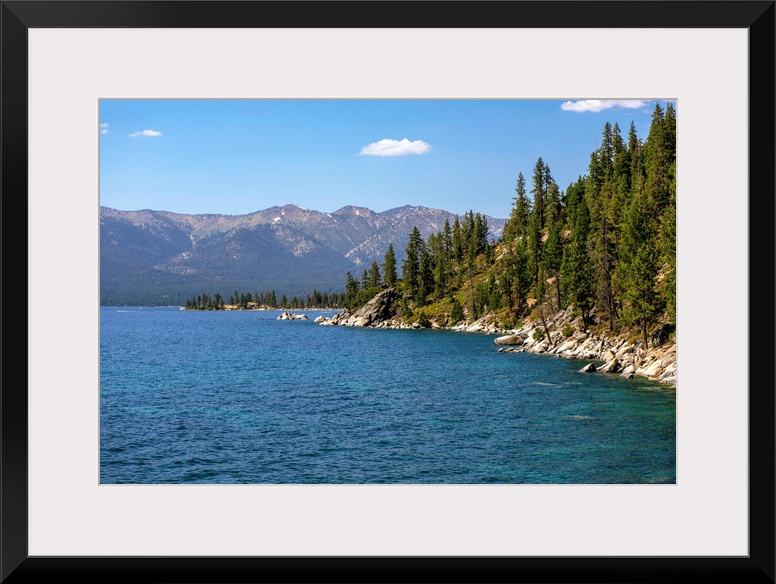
100;306;676;484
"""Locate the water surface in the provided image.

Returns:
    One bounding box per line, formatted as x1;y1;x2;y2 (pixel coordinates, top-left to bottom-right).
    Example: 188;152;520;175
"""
100;307;676;484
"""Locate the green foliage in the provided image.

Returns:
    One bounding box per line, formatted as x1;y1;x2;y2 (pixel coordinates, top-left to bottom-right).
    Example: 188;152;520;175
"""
369;260;382;289
344;271;360;309
353;286;382;310
417;310;432;328
183;287;346;310
532;327;545;342
402;226;423;300
562;322;575;337
449;297;464;324
383;243;397;287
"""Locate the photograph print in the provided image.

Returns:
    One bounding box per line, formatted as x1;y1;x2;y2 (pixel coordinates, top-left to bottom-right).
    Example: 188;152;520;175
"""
99;98;677;485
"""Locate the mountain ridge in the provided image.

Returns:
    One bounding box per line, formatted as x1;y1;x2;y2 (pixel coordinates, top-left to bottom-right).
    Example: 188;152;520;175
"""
100;203;507;305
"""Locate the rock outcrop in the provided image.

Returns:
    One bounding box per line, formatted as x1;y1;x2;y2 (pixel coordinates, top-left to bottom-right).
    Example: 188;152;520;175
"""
319;287;398;328
277;311;309;320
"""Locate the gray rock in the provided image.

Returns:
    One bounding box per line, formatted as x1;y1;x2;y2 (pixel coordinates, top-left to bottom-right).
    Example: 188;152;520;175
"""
277;311;308;320
580;363;597;373
598;359;621;374
494;334;524;346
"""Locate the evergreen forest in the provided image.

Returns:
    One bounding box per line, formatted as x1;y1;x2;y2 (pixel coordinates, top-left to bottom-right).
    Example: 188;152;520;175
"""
342;104;677;345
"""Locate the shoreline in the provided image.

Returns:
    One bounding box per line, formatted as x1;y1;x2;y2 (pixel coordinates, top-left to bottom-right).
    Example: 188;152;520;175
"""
318;293;676;388
176;296;676;388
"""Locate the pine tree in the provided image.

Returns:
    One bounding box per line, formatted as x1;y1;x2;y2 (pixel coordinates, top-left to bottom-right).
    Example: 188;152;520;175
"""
600;122;614;181
504;171;531;242
644;102;674;211
545;180;562;229
419;247;434;304
434;251;447;299
561;195;595;330
660;162;677;323
369;260;382;288
442;218;453;261
383;243;397;287
345;271;360;309
449;297;464;324
475;213;489;255
402;226;423;299
619;186;662;345
527;211;542;296
532;157;547;229
452;216;464;261
542;221;564;310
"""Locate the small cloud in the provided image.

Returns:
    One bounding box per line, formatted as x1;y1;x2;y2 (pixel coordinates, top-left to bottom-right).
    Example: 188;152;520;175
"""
560;100;649;113
100;122;109;134
100;122;109;128
129;129;162;137
101;129;108;134
359;138;431;156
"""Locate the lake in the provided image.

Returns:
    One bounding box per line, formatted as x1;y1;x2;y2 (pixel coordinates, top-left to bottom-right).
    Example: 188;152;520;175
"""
100;306;675;484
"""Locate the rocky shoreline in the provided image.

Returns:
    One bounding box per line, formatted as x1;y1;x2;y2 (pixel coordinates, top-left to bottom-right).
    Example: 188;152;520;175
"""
316;287;676;388
493;308;677;387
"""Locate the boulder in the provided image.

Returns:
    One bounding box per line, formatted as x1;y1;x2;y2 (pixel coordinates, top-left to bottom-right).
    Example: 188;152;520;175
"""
580;363;597;373
555;339;579;353
598;359;621;374
640;359;665;379
494;334;524;346
465;318;489;332
619;365;635;379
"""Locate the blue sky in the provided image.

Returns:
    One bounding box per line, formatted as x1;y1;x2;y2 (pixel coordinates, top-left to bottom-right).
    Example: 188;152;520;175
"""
99;99;673;219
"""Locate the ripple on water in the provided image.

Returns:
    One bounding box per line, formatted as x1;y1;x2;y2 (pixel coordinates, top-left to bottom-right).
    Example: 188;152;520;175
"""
100;307;676;484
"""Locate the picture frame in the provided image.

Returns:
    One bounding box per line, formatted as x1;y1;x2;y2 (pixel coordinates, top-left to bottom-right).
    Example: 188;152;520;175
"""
3;1;774;582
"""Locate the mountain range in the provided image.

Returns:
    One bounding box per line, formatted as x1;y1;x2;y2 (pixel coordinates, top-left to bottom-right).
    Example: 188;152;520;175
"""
100;204;507;305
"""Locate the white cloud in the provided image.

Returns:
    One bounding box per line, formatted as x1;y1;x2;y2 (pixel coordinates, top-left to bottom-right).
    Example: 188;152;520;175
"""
100;122;109;134
359;138;431;156
129;129;162;137
101;129;108;134
100;122;109;128
560;100;649;113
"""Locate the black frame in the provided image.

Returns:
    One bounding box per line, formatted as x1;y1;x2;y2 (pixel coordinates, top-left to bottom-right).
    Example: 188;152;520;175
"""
2;2;774;583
